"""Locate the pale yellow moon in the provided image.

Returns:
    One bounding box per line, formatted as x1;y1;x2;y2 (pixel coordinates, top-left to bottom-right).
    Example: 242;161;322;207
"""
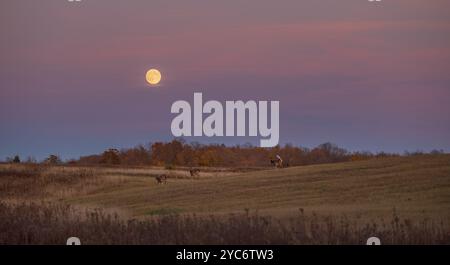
145;69;162;85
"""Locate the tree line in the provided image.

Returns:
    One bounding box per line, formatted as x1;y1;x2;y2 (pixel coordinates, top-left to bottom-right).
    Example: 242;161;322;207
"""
5;140;444;168
75;140;401;168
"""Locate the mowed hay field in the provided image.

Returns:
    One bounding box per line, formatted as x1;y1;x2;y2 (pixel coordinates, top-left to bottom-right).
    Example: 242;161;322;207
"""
66;155;450;219
0;154;449;244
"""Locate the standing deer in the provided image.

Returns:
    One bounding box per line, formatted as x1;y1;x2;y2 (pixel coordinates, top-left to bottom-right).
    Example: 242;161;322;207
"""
189;168;200;177
155;174;168;184
270;155;283;168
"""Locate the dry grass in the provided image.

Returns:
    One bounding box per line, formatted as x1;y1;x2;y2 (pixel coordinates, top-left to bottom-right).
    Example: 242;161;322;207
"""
0;202;448;245
0;155;449;244
65;155;450;219
0;164;124;200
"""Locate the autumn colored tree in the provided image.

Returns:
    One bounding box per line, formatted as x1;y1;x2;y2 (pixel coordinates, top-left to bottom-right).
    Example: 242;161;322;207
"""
100;149;121;165
119;145;151;165
75;140;394;168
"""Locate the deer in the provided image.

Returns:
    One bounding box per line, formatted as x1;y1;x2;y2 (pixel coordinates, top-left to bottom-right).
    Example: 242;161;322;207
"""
270;155;283;168
155;174;168;184
189;168;200;177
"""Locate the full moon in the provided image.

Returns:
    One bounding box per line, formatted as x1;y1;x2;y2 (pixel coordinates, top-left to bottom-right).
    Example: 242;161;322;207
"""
146;69;162;85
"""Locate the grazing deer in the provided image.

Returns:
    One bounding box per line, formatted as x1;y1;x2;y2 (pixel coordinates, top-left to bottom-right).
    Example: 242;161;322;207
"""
189;168;200;177
270;155;283;168
155;174;168;184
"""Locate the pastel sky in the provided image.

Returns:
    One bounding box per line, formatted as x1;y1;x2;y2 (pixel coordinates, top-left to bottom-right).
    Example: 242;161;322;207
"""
1;0;450;160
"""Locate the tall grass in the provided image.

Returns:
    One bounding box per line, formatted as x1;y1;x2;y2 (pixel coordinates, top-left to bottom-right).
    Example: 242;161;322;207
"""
0;162;448;245
0;202;448;245
0;164;118;199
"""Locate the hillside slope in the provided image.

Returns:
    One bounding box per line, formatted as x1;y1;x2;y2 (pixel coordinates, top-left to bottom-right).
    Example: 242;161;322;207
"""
68;155;450;219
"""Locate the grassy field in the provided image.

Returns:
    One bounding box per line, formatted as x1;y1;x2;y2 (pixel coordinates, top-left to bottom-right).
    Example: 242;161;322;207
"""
68;155;450;219
0;154;449;244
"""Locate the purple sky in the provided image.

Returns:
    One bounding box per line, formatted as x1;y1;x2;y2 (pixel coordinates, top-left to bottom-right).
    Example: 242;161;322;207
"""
1;0;450;160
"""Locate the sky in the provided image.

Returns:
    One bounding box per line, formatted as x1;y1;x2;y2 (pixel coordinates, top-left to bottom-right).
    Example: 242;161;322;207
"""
1;0;450;160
